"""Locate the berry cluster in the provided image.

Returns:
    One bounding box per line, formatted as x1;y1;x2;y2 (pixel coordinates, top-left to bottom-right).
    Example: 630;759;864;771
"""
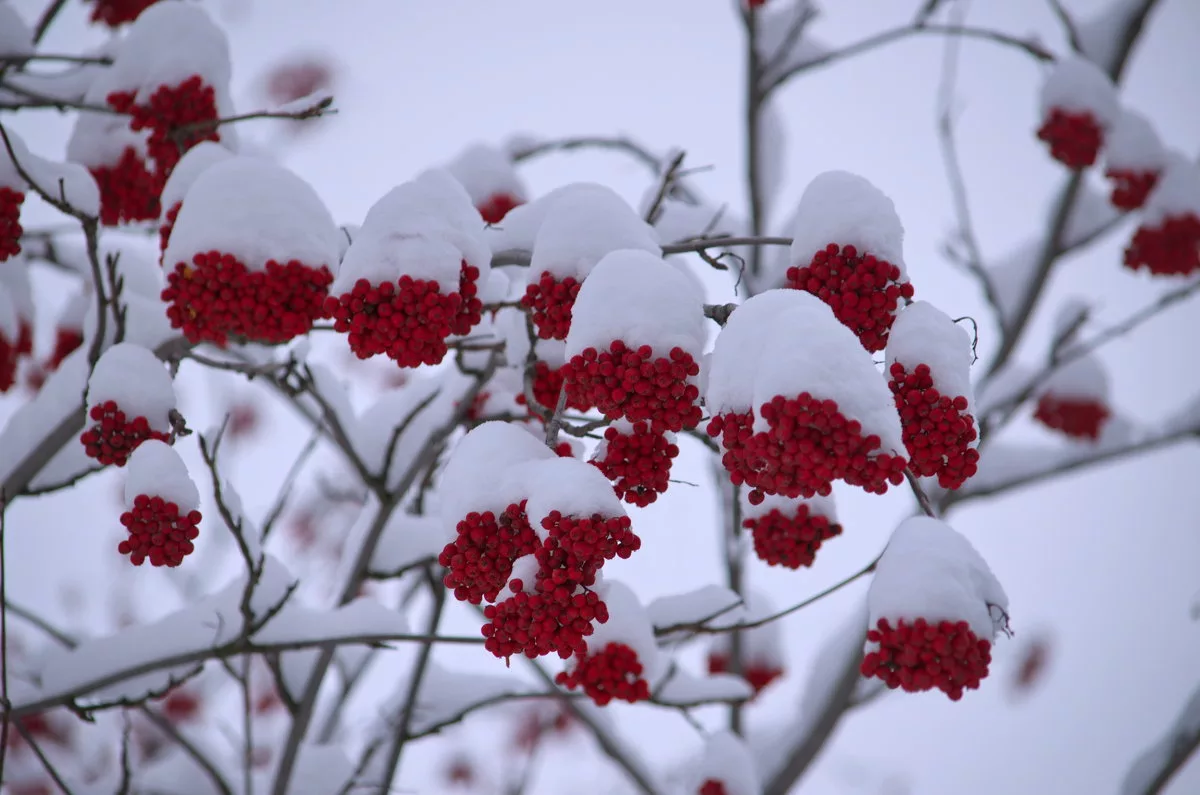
743;503;842;570
860;617;993;701
89;146;162;226
86;0;160;27
108;75;221;177
591;422;679;507
1123;213;1200;276
159;201;182;257
707;410;755;483
699;781;729;795
707;652;783;696
1106;168;1159;211
522;271;582;340
439;503;538;604
478;192;523;225
555;642;650;706
722;394;907;504
1036;108;1103;169
516;360;591;417
785;243;914;352
80;400;171;467
323;262;482;368
0;186;25;262
1033;394;1110;441
162;251;334;346
888;362;979;490
562;341;702;433
118;494;202;567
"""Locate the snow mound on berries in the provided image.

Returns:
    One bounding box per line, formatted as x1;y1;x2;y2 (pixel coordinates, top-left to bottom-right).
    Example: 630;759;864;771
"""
488;182;660;253
163;156;341;273
66;105;148;167
445;143;527;205
94;2;231;103
522;455;627;528
1105;109;1166;171
752;302;905;452
1040;354;1109;401
886;301;976;411
787;170;906;273
371;514;452;575
0;3;32;57
124;440;198;512
0;127;100;213
564;248;706;358
160;141;236;213
1142;159;1200;225
530;184;661;281
333;169;491;290
707;288;828;415
690;731;762;795
1039;54;1120;127
647;585;743;634
438;420;557;524
868;516;1008;643
86;343;177;432
744;490;838;523
584;580;666;686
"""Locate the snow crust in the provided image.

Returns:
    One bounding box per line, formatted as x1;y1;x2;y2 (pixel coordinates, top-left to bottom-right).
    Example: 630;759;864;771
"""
1105;109;1167;171
868;516;1008;643
690;731;762;795
160;141;236;214
445;143;528;206
1120;679;1200;795
0;127;100;214
529;185;661;281
253;596;409;647
86;342;176;431
1039;54;1120;127
371;513;452;576
93;2;231;104
124;440;198;512
564;248;707;359
333;169;491;293
582;580;666;687
709;591;784;668
752;302;905;453
438;420;556;525
1142;158;1200;224
0;289;15;342
743;490;837;524
0;353;88;487
521;456;626;529
66;105;148;168
647;584;743;635
163;156;341;273
487;182;660;254
351;374;464;491
787;171;906;272
706;288;826;415
0;258;32;326
1040;354;1109;401
886;301;976;413
0;2;33;57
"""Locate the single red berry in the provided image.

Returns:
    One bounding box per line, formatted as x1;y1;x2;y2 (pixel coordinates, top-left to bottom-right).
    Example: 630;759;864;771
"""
478;192;523;225
700;779;729;795
85;0;160;27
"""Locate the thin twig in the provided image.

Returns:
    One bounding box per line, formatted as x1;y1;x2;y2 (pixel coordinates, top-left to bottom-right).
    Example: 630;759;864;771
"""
168;96;335;145
260;427;323;541
905;469;940;518
12;720;74;794
644;150;687;224
1046;0;1083;51
32;0;70;44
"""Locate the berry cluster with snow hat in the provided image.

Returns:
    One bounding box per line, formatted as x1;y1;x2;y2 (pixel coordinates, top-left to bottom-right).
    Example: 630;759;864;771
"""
118;440;203;567
80;343;177;467
445;143;528;225
324;169;492;368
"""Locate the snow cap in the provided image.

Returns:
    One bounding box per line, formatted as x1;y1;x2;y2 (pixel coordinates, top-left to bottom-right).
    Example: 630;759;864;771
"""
788;170;906;272
86;343;177;433
124;440;199;513
529;184;661;282
438;421;556;527
445;143;527;206
886;301;976;413
1104;108;1167;172
1039;53;1120;128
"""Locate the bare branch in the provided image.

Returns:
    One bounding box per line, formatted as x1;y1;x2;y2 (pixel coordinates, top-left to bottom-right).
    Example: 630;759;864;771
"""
1046;0;1084;52
12;720;75;794
32;0;70;45
643;150;687;224
168;95;336;145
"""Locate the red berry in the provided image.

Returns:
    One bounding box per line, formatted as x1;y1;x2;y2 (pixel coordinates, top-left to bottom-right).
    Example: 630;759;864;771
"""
860;616;993;701
0;186;25;263
117;496;201;567
1033;394;1110;440
1123;212;1200;276
556;642;651;706
591;422;679;507
1037;107;1103;169
522;270;582;341
887;362;979;490
784;243;913;352
79;400;172;467
561;341;702;433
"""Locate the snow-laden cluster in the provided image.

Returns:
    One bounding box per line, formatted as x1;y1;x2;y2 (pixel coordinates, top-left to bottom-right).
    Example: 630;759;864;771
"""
706;288;906;504
863;516;1009;701
80;342;177;467
161;156;341;346
1033;354;1112;441
326;169;491;368
1036;54;1120;170
157;141;236;257
886;302;980;490
120;440;202;567
689;731;762;795
1123;157;1200;277
1104;109;1167;210
444;143;528;224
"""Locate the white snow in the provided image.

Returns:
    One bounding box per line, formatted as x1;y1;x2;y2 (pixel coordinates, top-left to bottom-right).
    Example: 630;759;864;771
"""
332;169;491;293
1038;54;1120;128
159;141;236;215
444;143;528;206
1105;108;1167;171
371;512;453;576
402;662;532;738
499;554;540;598
0;289;16;342
1142;158;1200;225
124;440;198;512
655;668;754;706
564;248;707;359
86;342;177;431
1064;183;1123;248
757;97;787;221
650;197;739;244
0;257;32;327
1077;0;1144;75
521;455;627;529
163;156;341;274
886;301;976;413
1039;353;1109;401
0;2;33;58
91;2;231;104
0;127;100;215
709;591;785;669
352;374;463;491
0;352;89;487
252;596;409;647
65;103;149;168
1120;679;1200;795
647;584;743;635
529;184;661;281
581;580;666;688
867;516;1009;643
438;420;556;526
743;490;838;524
486;182;659;254
689;731;762;795
752;302;905;453
787;171;907;273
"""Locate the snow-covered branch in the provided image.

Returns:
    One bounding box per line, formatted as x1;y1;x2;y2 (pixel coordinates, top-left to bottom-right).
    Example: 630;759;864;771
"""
1122;679;1200;795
